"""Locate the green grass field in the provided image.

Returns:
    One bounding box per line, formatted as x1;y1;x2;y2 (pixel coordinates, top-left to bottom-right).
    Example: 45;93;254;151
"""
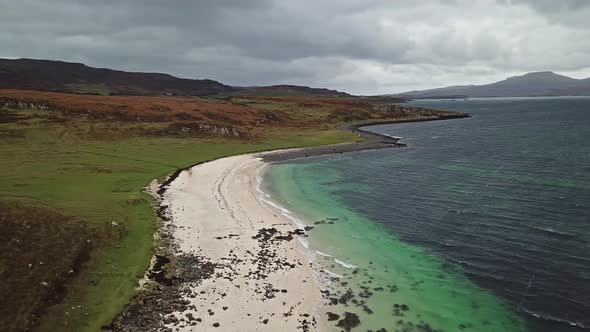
63;83;111;96
0;108;358;332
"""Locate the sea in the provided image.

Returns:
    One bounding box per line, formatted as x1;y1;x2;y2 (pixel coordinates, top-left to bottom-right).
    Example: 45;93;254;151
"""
261;97;590;332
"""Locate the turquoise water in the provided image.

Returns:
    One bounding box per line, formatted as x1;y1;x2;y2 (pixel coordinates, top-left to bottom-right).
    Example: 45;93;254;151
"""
263;97;590;331
265;160;525;331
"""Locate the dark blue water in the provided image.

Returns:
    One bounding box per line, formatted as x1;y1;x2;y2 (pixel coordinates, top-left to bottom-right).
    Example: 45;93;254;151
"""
324;97;590;331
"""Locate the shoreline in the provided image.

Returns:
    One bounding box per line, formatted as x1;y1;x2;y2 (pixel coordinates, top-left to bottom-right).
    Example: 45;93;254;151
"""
110;113;470;331
154;112;470;182
161;154;323;331
113;154;325;331
263;113;470;162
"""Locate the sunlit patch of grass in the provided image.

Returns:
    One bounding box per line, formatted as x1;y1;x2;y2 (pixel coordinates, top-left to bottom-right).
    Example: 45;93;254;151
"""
64;83;111;96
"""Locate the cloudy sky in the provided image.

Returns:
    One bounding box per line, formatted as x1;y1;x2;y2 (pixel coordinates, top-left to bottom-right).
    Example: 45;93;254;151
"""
1;0;589;95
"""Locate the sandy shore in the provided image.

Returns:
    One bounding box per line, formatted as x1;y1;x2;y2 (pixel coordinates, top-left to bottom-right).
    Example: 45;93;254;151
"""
160;152;323;331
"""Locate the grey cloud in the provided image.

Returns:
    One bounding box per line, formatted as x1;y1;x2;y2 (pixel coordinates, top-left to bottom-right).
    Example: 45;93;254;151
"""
506;0;590;12
499;0;590;27
0;0;589;94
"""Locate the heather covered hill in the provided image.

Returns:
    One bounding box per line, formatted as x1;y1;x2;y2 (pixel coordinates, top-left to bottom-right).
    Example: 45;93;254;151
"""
0;89;443;138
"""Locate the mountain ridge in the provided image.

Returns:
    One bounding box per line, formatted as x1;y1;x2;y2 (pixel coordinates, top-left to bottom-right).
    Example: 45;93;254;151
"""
0;58;233;96
0;58;351;97
394;71;590;98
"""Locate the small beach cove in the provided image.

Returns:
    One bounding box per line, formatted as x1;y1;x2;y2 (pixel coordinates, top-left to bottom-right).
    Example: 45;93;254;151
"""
106;112;483;332
129;147;524;332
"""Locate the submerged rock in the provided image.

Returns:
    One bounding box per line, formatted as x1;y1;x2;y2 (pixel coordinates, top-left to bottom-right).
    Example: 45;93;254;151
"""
335;312;360;331
326;312;340;321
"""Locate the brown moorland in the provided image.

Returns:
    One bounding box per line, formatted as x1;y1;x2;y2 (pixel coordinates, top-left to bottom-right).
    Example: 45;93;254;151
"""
0;89;263;123
0;89;451;133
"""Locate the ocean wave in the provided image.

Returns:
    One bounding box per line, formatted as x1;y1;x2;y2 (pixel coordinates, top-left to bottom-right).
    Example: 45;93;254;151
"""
259;197;292;215
530;225;575;237
334;259;357;269
255;183;312;245
321;268;343;279
310;261;343;281
254;168;272;199
384;134;404;140
253;167;353;299
255;186;271;198
298;237;310;248
522;308;589;329
567;254;590;264
439;240;458;248
315;250;333;257
280;209;308;230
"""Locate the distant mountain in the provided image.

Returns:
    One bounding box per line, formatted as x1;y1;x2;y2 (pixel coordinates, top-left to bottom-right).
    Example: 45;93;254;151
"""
0;58;352;98
395;72;590;98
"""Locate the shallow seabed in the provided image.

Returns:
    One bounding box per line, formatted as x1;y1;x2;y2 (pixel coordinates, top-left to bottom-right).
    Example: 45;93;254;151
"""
264;162;525;332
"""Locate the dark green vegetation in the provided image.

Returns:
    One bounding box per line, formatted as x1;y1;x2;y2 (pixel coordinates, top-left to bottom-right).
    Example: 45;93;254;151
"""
211;84;351;98
63;83;111;96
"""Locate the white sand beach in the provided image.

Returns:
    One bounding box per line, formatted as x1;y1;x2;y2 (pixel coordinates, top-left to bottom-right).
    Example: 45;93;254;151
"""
161;153;323;331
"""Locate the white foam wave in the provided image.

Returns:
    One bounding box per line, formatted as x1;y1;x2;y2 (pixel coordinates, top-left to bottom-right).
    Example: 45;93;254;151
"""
522;308;588;329
531;226;574;236
334;259;357;269
254;178;310;244
315;250;333;257
259;197;292;215
297;237;310;248
254;165;356;289
255;186;271;198
322;269;343;279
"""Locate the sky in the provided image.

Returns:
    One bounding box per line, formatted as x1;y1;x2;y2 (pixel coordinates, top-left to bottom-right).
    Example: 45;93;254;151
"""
1;0;589;95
